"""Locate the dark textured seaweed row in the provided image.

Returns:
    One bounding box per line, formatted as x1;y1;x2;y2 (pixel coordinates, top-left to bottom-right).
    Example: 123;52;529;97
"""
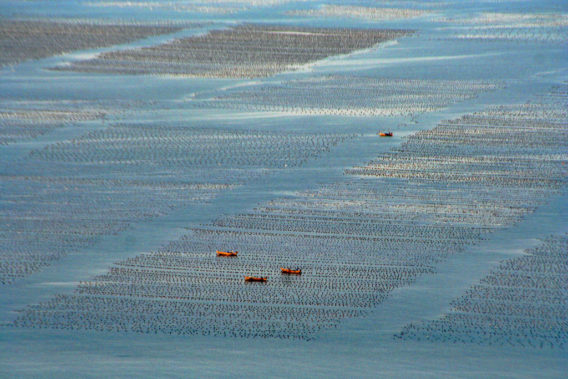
199;76;499;117
0;20;181;68
1;124;352;284
397;235;568;349
54;25;411;78
0;109;105;145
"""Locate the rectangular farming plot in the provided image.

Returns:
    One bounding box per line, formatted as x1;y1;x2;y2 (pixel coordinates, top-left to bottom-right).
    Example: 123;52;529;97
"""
29;125;354;171
1;123;353;284
0;107;104;145
288;5;429;21
436;12;568;43
347;104;567;188
5;178;543;339
199;76;500;117
0;20;181;68
397;234;568;348
54;25;411;78
13;86;567;339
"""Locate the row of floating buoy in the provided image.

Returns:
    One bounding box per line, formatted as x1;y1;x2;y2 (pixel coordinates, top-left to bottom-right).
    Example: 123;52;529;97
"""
216;250;301;282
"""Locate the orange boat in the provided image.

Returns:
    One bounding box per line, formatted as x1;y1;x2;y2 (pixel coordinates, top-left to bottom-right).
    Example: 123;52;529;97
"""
378;132;393;137
281;268;302;275
217;250;238;257
244;276;268;282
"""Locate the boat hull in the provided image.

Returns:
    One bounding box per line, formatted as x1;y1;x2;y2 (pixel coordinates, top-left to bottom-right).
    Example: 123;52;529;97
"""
217;250;238;257
244;276;267;282
281;268;302;275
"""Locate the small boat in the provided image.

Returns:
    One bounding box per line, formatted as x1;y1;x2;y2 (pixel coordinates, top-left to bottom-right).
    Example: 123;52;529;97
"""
378;132;393;137
217;250;238;257
281;267;302;275
244;276;268;282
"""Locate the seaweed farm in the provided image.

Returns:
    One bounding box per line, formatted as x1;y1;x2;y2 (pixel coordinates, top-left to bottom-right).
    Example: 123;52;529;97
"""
347;103;567;188
288;5;429;21
1;124;353;284
201;76;500;117
436;12;568;43
397;234;568;348
0;105;104;145
54;25;411;78
1;0;568;377
84;1;243;15
0;20;181;68
12;86;567;340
